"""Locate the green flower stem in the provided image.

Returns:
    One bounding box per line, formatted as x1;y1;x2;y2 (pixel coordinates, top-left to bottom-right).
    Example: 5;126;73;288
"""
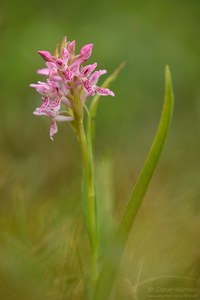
73;84;98;297
77;121;97;250
77;122;98;281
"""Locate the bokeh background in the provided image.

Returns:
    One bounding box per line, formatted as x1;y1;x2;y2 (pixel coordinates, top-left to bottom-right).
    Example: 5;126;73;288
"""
0;0;200;299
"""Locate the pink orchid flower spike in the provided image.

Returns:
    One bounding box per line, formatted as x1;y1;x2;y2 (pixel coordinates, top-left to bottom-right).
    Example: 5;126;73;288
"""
30;36;115;140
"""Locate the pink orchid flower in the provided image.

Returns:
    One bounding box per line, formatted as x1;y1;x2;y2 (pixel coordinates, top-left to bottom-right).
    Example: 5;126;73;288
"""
82;69;115;97
30;80;71;106
33;98;73;140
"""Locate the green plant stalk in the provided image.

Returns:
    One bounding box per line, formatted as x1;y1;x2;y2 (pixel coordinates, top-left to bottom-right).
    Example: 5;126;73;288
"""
73;85;98;298
77;122;98;285
94;66;174;300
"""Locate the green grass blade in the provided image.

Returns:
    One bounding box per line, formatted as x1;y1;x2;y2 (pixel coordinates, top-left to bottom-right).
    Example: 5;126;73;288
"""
118;65;174;242
94;65;174;300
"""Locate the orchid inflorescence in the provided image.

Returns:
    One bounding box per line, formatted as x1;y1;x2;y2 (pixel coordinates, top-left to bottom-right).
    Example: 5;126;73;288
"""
30;36;115;140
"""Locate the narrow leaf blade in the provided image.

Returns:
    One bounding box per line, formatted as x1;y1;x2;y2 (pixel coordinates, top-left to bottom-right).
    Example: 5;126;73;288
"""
94;66;174;300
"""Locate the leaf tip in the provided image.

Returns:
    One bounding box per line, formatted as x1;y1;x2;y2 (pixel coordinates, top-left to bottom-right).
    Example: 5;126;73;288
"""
164;65;174;102
165;65;171;84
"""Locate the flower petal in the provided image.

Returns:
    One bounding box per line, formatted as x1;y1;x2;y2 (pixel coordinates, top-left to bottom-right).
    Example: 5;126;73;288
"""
82;79;95;96
63;68;73;81
55;115;74;122
30;82;51;95
33;97;50;116
37;68;50;76
89;70;107;85
46;62;56;70
33;110;47;116
81;63;97;77
95;87;115;96
37;69;61;81
56;59;65;69
49;99;60;111
50;121;58;141
40;97;50;108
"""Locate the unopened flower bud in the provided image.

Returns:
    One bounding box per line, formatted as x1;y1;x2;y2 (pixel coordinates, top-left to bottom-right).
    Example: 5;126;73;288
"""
38;51;53;62
80;44;93;60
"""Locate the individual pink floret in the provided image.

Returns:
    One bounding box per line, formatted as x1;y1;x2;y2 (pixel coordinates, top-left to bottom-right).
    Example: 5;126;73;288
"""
82;69;115;97
33;98;73;140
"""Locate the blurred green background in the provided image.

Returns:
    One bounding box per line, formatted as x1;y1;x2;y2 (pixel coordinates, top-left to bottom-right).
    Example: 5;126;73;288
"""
0;0;200;299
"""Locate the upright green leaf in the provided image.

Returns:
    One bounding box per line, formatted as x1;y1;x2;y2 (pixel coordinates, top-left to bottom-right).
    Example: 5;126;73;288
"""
94;66;174;300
